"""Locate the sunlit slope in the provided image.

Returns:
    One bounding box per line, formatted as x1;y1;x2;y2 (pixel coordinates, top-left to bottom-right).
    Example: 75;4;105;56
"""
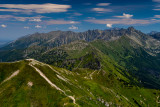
1;27;160;62
0;60;160;107
33;35;160;89
91;36;160;89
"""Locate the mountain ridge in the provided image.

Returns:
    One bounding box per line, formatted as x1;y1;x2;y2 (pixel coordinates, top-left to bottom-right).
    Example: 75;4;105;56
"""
0;59;160;106
0;27;139;50
1;27;160;61
1;27;160;106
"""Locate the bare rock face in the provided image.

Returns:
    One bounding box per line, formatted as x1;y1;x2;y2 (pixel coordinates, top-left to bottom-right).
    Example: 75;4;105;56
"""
0;27;160;69
0;28;133;51
150;32;160;40
27;81;33;87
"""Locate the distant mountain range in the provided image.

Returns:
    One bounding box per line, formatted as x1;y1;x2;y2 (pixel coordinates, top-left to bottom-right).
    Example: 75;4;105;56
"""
1;27;160;58
149;32;160;40
0;40;10;48
0;27;160;106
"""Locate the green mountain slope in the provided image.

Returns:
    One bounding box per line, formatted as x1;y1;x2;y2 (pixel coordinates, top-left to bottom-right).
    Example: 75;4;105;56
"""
0;59;160;107
0;27;160;106
1;27;160;62
91;36;160;89
27;35;160;89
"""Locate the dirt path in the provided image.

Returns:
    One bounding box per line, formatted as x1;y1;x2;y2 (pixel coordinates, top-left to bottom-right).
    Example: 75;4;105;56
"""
29;63;64;92
1;70;20;84
29;61;78;106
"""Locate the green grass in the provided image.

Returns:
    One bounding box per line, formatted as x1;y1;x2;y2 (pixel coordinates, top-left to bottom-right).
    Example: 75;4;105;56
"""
0;60;160;106
0;35;160;106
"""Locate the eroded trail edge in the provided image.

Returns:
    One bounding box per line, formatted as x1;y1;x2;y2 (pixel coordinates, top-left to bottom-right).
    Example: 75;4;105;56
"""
28;59;78;106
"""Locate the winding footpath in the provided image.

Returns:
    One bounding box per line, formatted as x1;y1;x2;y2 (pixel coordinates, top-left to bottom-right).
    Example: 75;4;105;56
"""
28;59;78;106
1;70;20;84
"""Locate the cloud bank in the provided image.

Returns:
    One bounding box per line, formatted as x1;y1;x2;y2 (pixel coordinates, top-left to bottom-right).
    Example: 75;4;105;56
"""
0;3;71;13
114;13;133;19
85;18;160;25
69;25;78;30
1;24;7;28
106;24;112;28
92;8;112;13
45;20;79;25
96;3;111;6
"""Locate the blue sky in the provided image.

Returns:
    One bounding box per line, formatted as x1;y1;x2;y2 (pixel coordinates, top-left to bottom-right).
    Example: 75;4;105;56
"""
0;0;160;40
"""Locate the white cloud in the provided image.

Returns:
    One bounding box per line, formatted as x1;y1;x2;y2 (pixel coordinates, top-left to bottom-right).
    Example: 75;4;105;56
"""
153;0;160;2
0;15;44;22
0;15;13;18
24;26;29;29
35;25;42;28
45;20;80;25
85;18;160;25
68;25;78;30
97;3;111;6
15;17;27;21
92;8;112;13
154;15;160;18
0;9;24;12
114;13;133;19
1;24;7;28
87;17;96;19
14;16;43;22
73;12;83;16
106;24;112;28
70;21;78;24
153;9;160;11
29;18;42;22
0;3;71;13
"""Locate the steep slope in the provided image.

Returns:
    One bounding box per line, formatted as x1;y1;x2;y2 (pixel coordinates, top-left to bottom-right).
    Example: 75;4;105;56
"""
20;35;159;90
0;29;123;51
0;59;160;107
150;32;160;40
91;36;160;89
0;27;160;62
0;29;124;62
125;27;160;55
0;27;160;89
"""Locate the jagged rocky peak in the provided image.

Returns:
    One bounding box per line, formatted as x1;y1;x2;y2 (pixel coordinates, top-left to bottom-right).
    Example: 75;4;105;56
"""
127;26;136;32
149;31;160;40
85;29;102;34
2;27;160;53
148;31;158;35
108;27;122;31
126;27;144;35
